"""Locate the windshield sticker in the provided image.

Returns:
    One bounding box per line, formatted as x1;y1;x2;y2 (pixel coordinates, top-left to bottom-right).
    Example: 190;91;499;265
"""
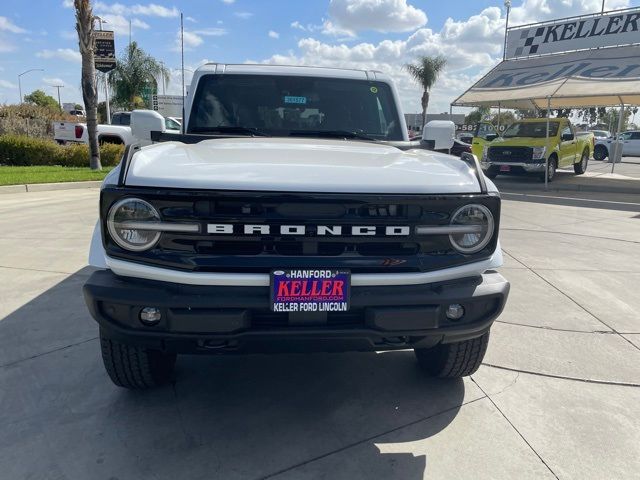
284;95;307;105
370;86;378;94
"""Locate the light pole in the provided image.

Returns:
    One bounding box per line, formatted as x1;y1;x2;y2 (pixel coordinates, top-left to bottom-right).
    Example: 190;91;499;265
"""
18;68;44;103
53;85;64;109
503;0;511;60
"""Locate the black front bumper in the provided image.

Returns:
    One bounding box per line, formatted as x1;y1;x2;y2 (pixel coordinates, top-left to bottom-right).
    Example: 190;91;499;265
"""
83;270;509;354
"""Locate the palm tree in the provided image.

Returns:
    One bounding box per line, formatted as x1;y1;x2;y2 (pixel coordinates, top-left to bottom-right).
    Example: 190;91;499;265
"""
74;0;101;170
405;55;447;129
108;42;169;110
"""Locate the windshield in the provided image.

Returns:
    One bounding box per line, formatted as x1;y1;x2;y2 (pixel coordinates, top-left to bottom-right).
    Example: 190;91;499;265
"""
502;121;559;138
187;74;403;140
591;130;610;138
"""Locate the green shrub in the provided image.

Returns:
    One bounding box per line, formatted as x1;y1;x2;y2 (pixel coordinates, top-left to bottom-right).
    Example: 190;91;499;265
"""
0;134;124;167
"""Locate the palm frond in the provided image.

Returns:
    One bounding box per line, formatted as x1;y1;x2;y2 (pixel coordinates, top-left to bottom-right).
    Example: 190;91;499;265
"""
404;55;447;91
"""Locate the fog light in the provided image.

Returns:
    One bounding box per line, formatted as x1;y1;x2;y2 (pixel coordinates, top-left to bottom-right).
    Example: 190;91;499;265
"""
140;307;162;325
445;304;465;321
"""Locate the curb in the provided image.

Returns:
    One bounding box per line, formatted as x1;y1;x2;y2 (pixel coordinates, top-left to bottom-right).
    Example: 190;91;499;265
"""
498;183;640;195
0;180;102;194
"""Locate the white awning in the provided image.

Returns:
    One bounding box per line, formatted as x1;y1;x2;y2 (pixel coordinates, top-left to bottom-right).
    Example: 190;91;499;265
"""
452;45;640;109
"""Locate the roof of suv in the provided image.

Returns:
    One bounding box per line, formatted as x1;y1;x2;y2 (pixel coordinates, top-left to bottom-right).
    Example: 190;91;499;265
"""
195;63;391;82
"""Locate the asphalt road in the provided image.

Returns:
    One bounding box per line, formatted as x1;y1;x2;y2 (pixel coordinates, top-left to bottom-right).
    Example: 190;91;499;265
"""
1;189;639;479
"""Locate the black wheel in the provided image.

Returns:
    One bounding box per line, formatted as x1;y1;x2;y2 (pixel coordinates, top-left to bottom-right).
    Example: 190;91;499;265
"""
100;332;176;389
540;156;557;182
485;171;498;180
414;331;490;378
574;149;589;175
593;144;608;161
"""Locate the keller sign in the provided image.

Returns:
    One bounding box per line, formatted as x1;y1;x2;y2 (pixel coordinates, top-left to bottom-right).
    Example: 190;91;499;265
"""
94;30;116;73
505;7;640;59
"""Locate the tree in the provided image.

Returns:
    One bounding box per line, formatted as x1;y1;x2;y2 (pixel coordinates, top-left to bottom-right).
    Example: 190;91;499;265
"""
108;42;169;110
405;55;447;128
24;90;61;111
75;0;101;170
464;106;490;125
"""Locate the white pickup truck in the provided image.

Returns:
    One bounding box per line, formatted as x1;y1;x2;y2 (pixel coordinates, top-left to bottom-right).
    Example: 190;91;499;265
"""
52;114;180;146
82;63;509;389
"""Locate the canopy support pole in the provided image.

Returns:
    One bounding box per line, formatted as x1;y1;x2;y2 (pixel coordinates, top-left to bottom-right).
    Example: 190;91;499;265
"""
545;96;551;191
497;103;501;135
612;103;624;174
448;105;456;155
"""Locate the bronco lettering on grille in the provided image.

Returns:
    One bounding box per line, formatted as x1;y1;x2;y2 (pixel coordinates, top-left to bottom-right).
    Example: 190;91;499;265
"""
206;224;411;236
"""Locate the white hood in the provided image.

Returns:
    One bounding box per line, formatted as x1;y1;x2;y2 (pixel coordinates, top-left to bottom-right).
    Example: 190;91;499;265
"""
124;138;481;194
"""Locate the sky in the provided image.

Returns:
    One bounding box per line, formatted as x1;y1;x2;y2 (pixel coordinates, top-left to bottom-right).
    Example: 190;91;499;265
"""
0;0;638;114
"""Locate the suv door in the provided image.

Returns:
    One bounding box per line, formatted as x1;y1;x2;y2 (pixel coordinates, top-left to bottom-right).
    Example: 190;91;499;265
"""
559;125;577;167
622;132;640;156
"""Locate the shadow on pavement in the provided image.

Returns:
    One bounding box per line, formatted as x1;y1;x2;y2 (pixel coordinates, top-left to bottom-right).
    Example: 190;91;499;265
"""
500;189;640;212
0;268;468;480
494;168;640;199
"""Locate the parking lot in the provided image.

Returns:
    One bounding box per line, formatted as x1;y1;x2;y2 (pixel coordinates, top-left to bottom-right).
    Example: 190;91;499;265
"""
1;186;639;479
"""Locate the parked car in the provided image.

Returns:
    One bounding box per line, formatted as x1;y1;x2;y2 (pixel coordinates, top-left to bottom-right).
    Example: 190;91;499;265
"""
457;132;473;144
590;129;611;139
52;121;134;146
111;112;131;126
53;112;180;147
481;118;593;182
82;63;509;389
594;131;640;160
470;122;500;159
450;138;473;157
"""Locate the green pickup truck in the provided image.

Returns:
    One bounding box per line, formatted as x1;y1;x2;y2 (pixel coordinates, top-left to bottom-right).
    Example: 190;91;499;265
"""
479;118;594;182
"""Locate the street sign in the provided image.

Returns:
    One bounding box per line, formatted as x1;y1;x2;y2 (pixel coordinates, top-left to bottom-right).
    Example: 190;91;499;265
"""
152;94;184;117
94;30;116;73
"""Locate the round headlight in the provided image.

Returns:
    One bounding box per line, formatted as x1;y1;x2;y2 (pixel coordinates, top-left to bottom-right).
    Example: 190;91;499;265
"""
107;198;161;251
449;204;494;254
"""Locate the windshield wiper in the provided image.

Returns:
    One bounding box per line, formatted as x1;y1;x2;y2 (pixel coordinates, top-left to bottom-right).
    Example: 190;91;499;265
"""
190;126;270;137
289;130;378;141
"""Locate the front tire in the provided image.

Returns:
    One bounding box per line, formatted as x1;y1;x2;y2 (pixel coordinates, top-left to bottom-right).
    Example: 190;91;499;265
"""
574;149;589;175
100;332;176;389
540;156;557;182
593;144;608;161
414;332;490;378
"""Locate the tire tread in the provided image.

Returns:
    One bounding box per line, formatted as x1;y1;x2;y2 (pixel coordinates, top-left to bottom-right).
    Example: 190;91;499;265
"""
100;333;175;389
415;332;490;378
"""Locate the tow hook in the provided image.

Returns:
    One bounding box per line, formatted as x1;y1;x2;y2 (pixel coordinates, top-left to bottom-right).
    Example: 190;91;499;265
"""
198;340;236;350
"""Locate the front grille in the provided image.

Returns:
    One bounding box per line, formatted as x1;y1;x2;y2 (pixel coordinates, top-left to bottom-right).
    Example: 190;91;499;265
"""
101;188;500;274
488;146;533;163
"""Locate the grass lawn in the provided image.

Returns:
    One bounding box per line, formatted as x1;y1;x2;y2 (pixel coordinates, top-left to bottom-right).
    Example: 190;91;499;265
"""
0;166;114;186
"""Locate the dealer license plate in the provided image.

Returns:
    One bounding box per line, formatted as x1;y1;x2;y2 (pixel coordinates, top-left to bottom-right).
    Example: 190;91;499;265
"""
270;269;351;313
500;165;511;172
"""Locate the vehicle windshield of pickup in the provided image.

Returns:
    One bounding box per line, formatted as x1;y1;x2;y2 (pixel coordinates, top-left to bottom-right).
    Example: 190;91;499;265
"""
188;74;403;141
502;121;560;138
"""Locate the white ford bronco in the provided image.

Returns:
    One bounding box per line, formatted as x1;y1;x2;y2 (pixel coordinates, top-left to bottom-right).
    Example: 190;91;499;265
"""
83;64;510;389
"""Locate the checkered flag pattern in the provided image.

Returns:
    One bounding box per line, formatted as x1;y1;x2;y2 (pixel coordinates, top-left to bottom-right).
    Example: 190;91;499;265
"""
514;26;545;57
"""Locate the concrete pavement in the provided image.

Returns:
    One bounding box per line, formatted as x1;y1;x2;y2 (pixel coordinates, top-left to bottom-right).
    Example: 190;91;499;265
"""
1;188;639;479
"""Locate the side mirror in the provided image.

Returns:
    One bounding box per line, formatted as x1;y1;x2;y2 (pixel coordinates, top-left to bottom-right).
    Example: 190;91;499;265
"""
485;133;498;141
561;133;574;141
131;110;165;145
